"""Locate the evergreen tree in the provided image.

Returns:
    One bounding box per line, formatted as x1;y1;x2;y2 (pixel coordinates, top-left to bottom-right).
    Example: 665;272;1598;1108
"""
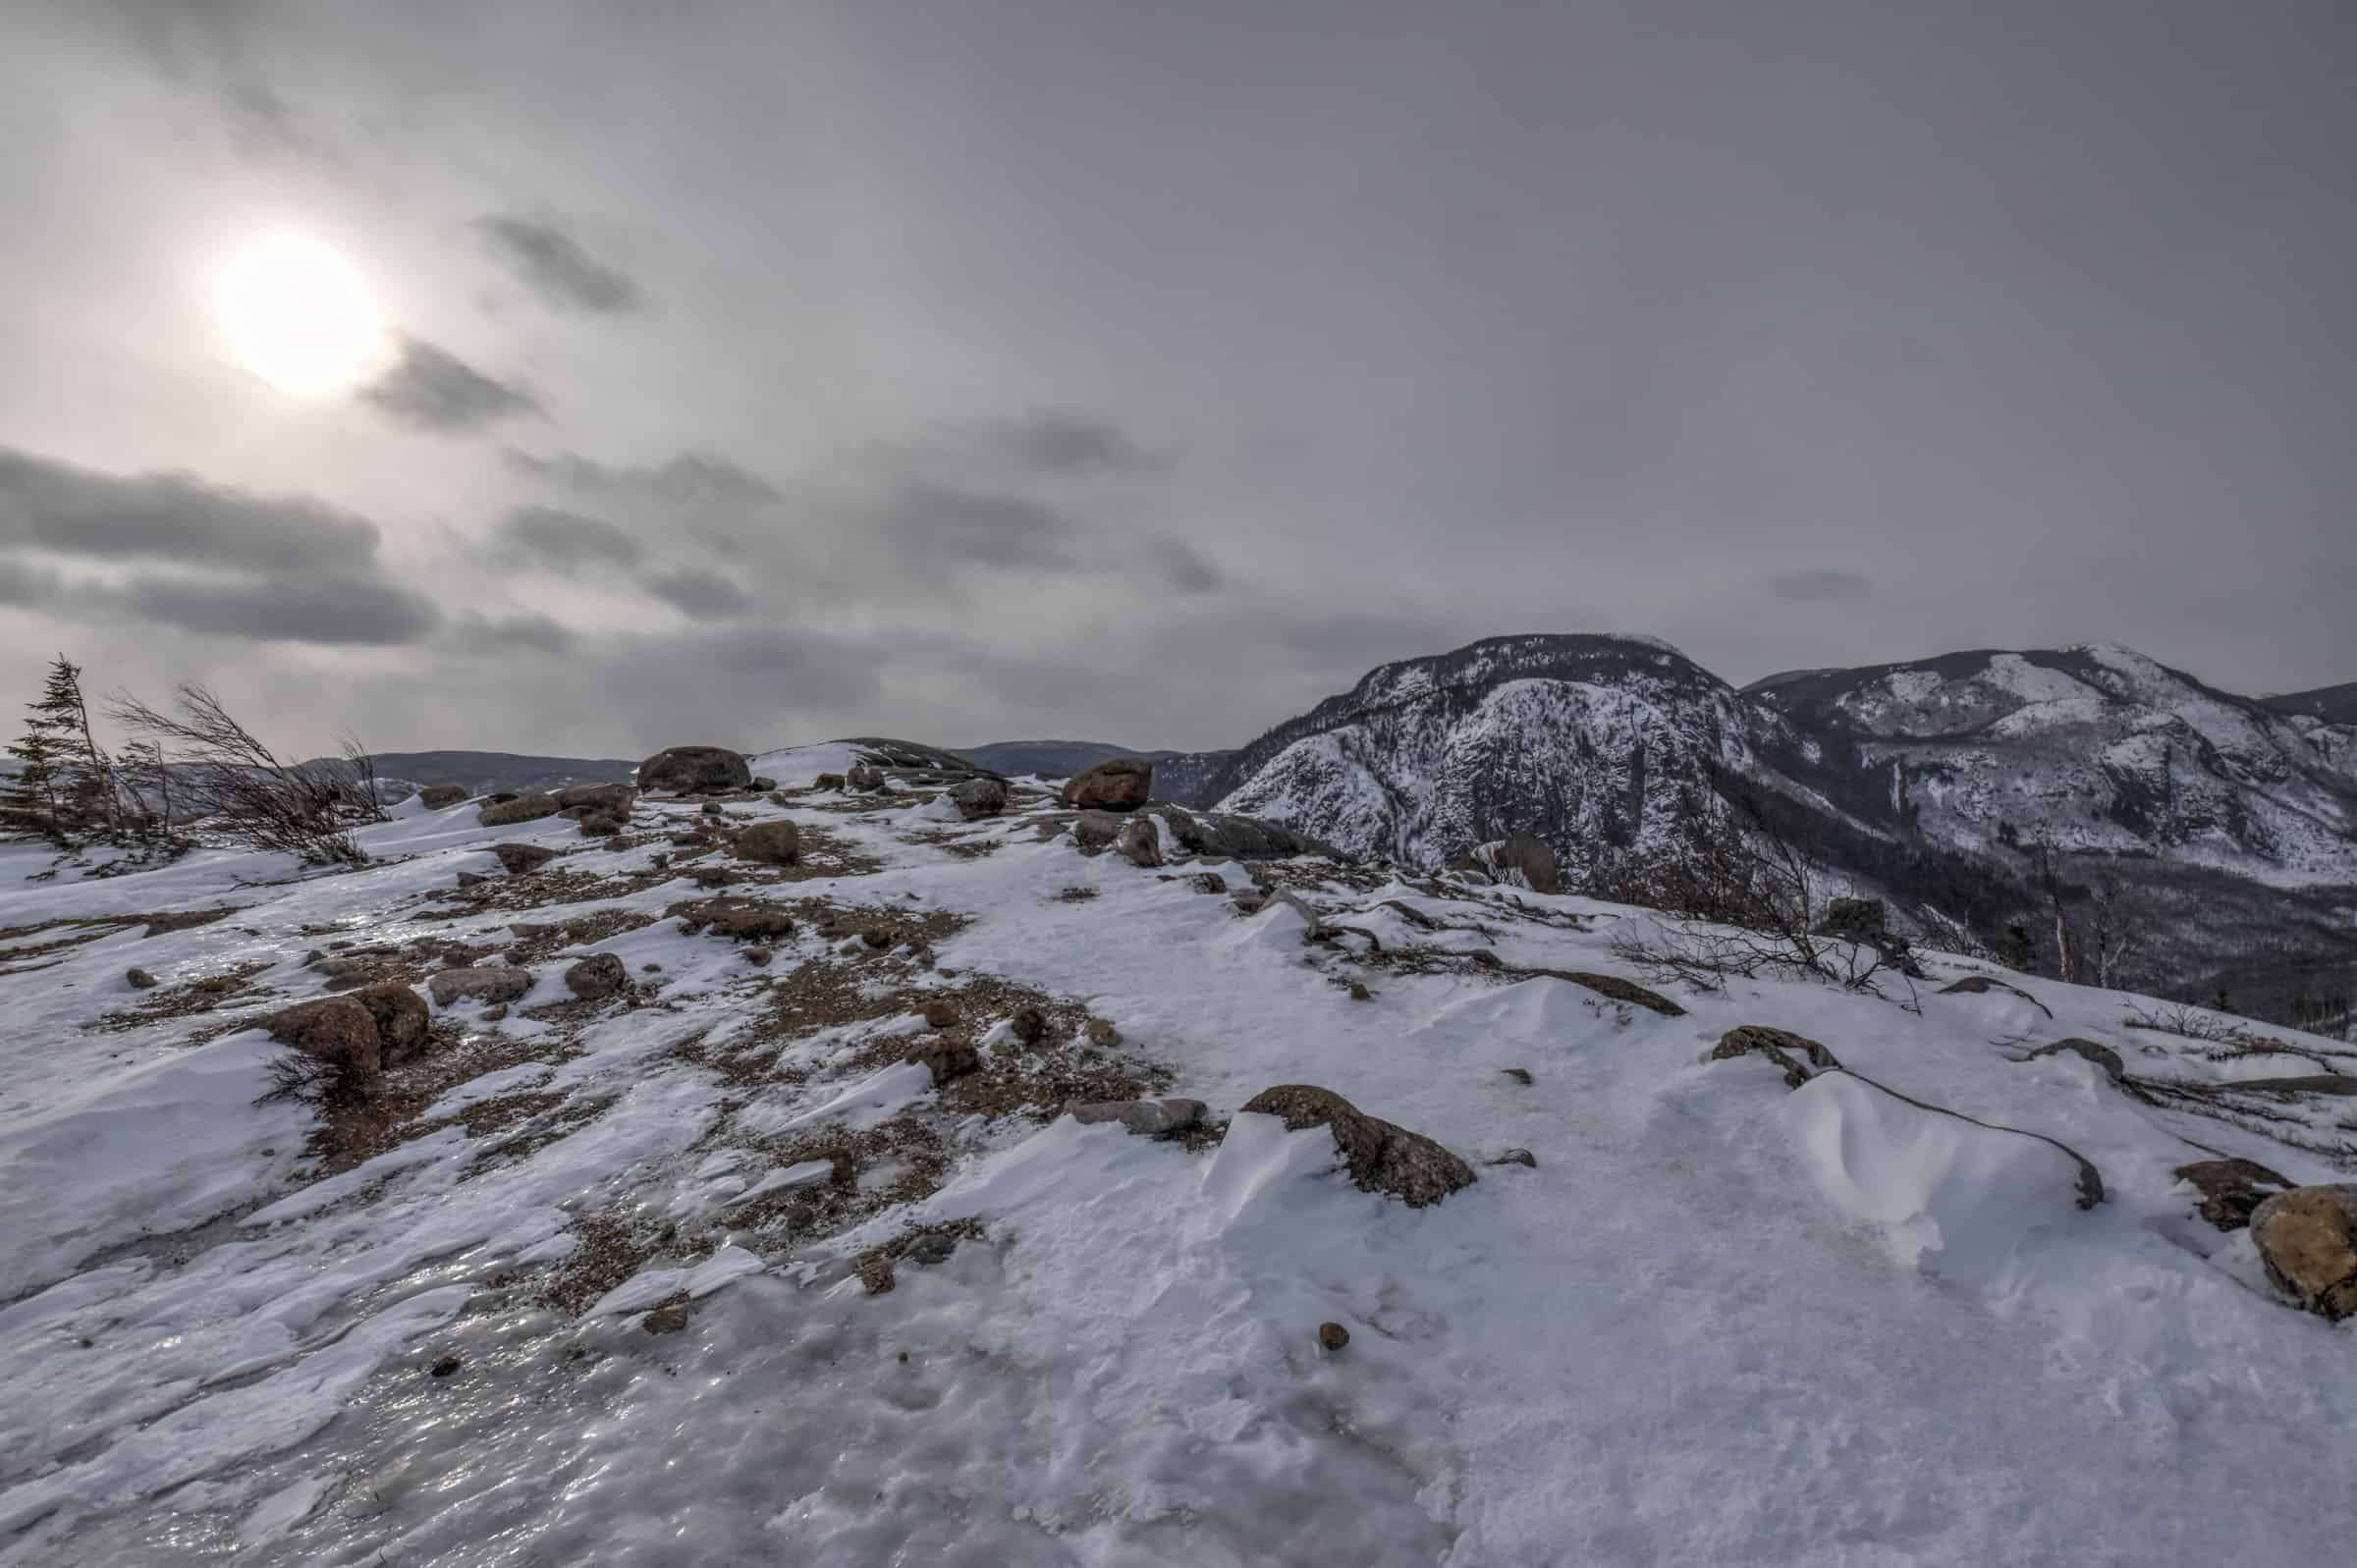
5;656;115;842
2;712;64;838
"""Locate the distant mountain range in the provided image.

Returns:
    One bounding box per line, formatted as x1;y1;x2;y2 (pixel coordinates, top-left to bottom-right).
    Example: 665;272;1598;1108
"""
2263;681;2357;727
340;750;637;798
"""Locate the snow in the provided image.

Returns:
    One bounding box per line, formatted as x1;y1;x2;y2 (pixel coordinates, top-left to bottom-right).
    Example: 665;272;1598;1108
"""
2;778;2354;1563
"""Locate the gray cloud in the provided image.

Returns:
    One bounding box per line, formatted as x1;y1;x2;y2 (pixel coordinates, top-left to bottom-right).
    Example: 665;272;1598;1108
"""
0;447;381;571
641;568;749;618
118;572;442;646
879;482;1077;570
1151;537;1224;594
975;411;1158;475
494;505;643;573
362;339;541;433
1769;569;1876;605
504;449;779;505
473;214;643;314
454;611;578;654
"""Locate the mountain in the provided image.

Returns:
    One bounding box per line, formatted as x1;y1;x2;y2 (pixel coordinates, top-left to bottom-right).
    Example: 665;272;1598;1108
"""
5;737;2354;1561
1207;634;2357;1020
2264;680;2357;727
339;750;638;798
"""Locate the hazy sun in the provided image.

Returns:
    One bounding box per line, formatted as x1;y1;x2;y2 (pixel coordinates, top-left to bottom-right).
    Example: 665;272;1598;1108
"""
213;232;391;398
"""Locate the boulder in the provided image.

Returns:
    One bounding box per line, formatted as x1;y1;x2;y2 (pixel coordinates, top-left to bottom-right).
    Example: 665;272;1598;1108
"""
268;997;383;1084
735;820;802;865
349;982;430;1066
1073;811;1123;854
2249;1184;2357;1321
477;792;562;827
1237;1084;1476;1208
555;783;635;818
1067;1098;1204;1136
1116;815;1164;868
2026;1037;2126;1084
417;784;469;809
1061;757;1152;812
751;776;777;790
491;842;561;875
637;746;752;794
564;953;629;1001
905;1039;980;1086
2174;1158;2295;1232
847;763;887;792
428;967;534;1007
948;778;1008;821
671;897;797;942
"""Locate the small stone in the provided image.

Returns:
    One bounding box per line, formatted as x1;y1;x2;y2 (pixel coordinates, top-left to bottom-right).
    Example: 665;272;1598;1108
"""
923;1000;959;1029
1010;1004;1049;1045
1501;1067;1532;1085
1347;982;1371;1001
126;967;159;990
860;927;895;950
744;946;774;967
1086;1018;1121;1048
1489;1148;1538;1168
641;1303;690;1335
482;1003;509;1021
430;1355;462;1378
1317;1322;1349;1353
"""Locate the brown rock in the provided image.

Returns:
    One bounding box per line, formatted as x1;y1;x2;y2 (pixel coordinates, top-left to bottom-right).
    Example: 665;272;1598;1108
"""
923;1000;959;1029
477;792;563;828
350;983;430;1066
641;1303;690;1334
576;812;624;838
1061;757;1152;812
1085;1018;1121;1048
2249;1185;2357;1321
491;842;561;875
268;997;383;1085
1317;1322;1349;1352
735;820;802;865
126;967;159;990
2174;1158;2295;1232
564;952;628;1000
1010;1004;1049;1045
670;897;797;942
948;779;1008;821
482;1003;509;1022
417;784;469;809
814;773;846;790
1238;1084;1477;1208
906;1038;980;1086
637;746;751;794
555;783;635;818
860;927;895;950
743;946;773;967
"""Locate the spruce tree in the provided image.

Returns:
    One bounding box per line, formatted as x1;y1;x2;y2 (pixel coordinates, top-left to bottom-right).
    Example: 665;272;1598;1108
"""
7;656;114;841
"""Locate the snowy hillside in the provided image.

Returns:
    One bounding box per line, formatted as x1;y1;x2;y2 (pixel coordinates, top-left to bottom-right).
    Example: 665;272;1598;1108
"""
3;743;2354;1564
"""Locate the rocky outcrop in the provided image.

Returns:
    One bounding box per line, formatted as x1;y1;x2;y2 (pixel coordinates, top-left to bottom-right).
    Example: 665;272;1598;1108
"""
1073;811;1122;853
2249;1185;2357;1321
638;746;752;794
1238;1084;1476;1208
735;820;801;865
1062;757;1152;812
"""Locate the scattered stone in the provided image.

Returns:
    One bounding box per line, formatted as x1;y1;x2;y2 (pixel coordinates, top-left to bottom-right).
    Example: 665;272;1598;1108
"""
430;1355;463;1378
1501;1067;1532;1085
2174;1158;2296;1232
1238;1084;1477;1208
564;952;629;1000
1086;1018;1122;1048
948;778;1008;821
267;997;383;1085
905;1038;980;1086
922;1000;959;1029
744;946;773;967
351;982;431;1065
1115;815;1164;868
1067;1098;1205;1135
1348;982;1372;1001
1490;1148;1538;1168
1711;1025;1841;1088
491;842;561;876
2249;1185;2357;1321
417;784;469;809
428;967;535;1007
125;967;158;990
638;746;752;794
1061;756;1152;812
2026;1037;2127;1084
1010;1005;1049;1045
642;1303;690;1335
477;792;563;828
735;820;802;865
1318;1322;1350;1353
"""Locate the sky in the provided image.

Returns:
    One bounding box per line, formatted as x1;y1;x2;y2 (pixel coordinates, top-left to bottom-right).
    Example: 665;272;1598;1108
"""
0;1;2351;759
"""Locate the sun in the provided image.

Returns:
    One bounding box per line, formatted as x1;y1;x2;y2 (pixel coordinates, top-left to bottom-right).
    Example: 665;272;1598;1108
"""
212;232;392;398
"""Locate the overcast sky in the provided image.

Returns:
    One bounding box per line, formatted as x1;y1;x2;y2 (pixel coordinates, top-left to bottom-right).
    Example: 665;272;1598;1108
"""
2;1;2350;758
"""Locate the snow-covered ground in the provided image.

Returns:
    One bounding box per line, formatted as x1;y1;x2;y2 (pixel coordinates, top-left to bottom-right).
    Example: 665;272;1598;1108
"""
2;750;2352;1565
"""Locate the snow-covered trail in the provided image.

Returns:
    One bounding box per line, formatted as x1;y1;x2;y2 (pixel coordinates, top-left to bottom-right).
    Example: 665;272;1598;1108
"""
1;747;2351;1564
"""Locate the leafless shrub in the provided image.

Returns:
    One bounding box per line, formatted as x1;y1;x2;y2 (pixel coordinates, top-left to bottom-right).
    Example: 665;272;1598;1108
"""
107;684;378;867
256;1049;351;1108
2122;1001;2255;1045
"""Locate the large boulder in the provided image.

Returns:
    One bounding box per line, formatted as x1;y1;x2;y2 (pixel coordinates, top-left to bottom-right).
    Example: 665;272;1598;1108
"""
735;820;802;865
428;967;535;1007
267;997;384;1083
1150;806;1337;861
2249;1185;2357;1321
477;792;563;828
1061;757;1152;812
417;784;469;810
637;746;752;794
948;779;1007;821
1237;1084;1476;1208
349;982;431;1067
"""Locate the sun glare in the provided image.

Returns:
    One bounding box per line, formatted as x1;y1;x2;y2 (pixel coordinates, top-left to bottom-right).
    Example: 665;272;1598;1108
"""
213;232;391;399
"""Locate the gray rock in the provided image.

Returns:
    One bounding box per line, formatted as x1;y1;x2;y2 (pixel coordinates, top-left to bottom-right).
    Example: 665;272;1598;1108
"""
555;783;635;818
2249;1184;2357;1320
1237;1084;1476;1207
1116;814;1164;868
428;967;534;1007
638;746;752;794
126;967;159;990
1067;1098;1206;1136
948;778;1008;821
563;952;628;1000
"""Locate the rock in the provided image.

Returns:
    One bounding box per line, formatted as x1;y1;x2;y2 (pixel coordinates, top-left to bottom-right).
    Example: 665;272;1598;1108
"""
638;746;752;794
670;897;797;942
1817;896;1889;939
430;1355;462;1378
1085;1018;1121;1048
905;1038;980;1086
1492;832;1561;894
2026;1037;2126;1084
847;763;887;792
1010;1004;1049;1045
735;820;802;865
1230;889;1268;915
1710;1025;1842;1088
428;967;534;1007
693;868;735;890
744;946;773;966
1115;815;1164;868
1317;1322;1349;1352
1151;806;1339;861
751;776;777;791
1489;1148;1538;1168
642;1303;690;1335
1072;810;1123;853
2249;1185;2357;1321
2174;1158;2295;1232
701;801;725;818
1061;756;1152;812
1237;1084;1477;1208
482;792;518;806
477;792;563;827
555;783;635;818
417;784;469;809
482;1003;509;1022
1501;1067;1532;1085
1347;982;1372;1001
922;1000;959;1029
268;997;383;1084
576;812;624;838
948;779;1007;821
1067;1097;1204;1135
126;967;158;990
456;871;489;890
1189;871;1228;894
814;773;846;790
860;927;895;950
564;952;628;1000
491;842;561;876
350;983;430;1065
